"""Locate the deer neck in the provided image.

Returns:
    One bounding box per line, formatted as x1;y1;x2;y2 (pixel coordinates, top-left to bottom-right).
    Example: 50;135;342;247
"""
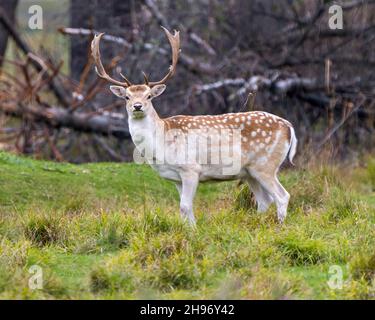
128;106;163;153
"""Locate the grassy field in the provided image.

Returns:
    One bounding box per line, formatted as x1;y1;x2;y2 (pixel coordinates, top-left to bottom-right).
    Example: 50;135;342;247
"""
0;151;374;299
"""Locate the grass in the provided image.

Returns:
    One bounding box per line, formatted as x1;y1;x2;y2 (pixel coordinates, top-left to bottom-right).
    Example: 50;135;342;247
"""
0;151;374;299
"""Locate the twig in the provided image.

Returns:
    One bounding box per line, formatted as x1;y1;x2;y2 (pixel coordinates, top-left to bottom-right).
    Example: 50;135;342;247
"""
93;134;125;161
143;0;216;56
59;26;217;75
0;8;70;107
244;92;257;111
316;95;367;150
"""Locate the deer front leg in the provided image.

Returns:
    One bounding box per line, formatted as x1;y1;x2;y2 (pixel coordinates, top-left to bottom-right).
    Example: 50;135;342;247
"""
178;172;199;225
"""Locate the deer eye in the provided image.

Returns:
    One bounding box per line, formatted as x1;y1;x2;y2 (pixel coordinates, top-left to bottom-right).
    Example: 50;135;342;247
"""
147;95;152;100
125;96;130;100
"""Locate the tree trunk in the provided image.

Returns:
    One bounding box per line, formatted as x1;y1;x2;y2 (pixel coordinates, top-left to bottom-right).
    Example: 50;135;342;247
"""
0;0;18;66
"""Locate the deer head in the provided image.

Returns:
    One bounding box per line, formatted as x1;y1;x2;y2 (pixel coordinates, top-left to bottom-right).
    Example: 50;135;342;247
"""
91;27;180;120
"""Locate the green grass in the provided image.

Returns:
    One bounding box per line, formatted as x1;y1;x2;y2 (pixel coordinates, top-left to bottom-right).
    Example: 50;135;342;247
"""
0;151;374;299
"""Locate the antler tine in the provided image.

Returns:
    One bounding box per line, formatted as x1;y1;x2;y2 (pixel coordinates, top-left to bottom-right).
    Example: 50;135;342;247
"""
91;33;131;87
148;26;180;87
119;72;132;85
142;71;149;85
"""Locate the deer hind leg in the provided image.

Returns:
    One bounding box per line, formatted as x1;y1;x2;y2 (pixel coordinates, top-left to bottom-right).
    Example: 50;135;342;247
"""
175;182;182;196
248;169;290;223
245;175;274;212
178;172;199;225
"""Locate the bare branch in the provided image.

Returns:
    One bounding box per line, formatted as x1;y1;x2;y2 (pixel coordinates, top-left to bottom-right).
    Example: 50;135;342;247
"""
60;27;217;75
0;8;70;107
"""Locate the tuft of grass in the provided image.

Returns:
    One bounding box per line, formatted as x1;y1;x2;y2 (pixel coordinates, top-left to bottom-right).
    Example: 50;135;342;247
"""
326;188;360;222
350;253;375;283
282;168;339;212
23;213;69;247
233;182;256;212
275;232;329;266
0;239;30;269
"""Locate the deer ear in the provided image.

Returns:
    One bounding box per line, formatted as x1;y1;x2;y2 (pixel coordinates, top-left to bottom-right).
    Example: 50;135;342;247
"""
110;85;127;98
150;84;166;98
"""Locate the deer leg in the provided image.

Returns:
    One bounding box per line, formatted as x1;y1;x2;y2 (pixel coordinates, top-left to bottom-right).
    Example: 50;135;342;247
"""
273;176;290;222
175;182;182;196
179;173;199;225
246;175;274;212
248;169;290;223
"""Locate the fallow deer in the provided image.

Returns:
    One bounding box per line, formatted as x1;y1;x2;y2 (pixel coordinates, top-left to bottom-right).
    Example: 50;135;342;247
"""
91;27;297;225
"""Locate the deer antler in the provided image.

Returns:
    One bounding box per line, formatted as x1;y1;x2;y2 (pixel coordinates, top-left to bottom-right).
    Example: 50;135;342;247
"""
148;26;180;87
142;71;149;86
91;27;180;87
91;33;131;87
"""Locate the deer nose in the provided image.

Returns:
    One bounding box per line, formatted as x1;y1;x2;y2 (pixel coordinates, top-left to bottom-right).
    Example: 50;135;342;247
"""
133;104;143;111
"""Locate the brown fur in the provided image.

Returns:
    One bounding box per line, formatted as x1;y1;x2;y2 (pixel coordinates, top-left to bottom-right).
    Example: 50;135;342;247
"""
162;111;292;155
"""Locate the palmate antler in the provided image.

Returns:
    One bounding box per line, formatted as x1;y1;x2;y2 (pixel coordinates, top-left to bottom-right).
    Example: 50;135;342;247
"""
91;26;180;87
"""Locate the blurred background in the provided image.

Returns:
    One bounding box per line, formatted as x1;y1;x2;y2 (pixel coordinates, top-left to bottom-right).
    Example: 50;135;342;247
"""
0;0;374;163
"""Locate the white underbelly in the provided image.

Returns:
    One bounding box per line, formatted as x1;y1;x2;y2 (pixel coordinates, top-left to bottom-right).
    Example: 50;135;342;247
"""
198;165;247;181
151;162;247;183
151;164;182;182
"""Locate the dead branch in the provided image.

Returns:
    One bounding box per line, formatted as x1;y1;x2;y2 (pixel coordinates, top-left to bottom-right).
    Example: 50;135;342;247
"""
59;27;217;75
316;95;367;150
0;8;70;107
143;0;216;56
195;75;317;95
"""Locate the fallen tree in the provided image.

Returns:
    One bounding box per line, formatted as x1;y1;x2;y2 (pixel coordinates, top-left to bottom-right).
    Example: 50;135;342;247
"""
1;102;130;139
